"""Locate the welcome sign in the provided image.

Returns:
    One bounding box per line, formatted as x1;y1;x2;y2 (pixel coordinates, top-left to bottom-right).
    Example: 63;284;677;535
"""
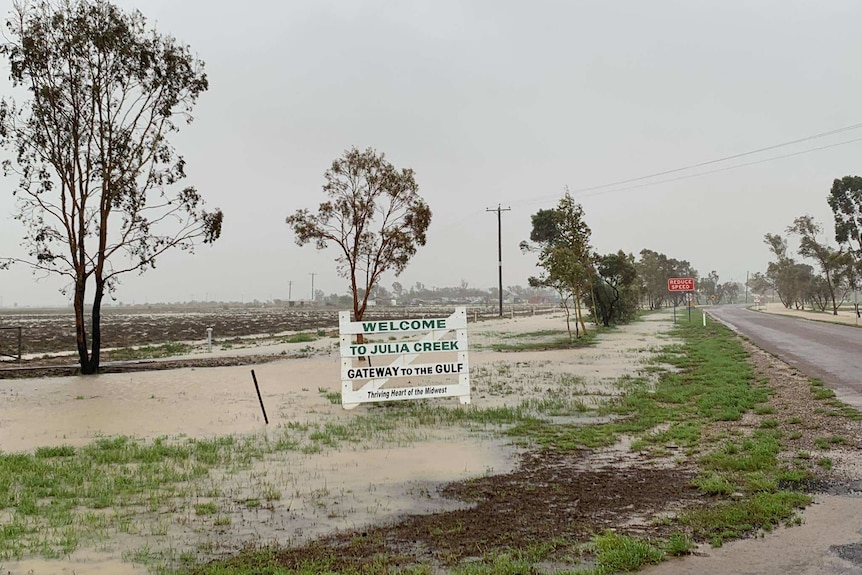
338;307;471;409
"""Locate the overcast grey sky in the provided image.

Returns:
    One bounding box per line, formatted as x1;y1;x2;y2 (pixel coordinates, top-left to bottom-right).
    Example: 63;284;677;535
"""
2;0;861;307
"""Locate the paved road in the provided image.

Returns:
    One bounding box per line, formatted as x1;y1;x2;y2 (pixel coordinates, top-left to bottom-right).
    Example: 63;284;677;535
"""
708;305;862;409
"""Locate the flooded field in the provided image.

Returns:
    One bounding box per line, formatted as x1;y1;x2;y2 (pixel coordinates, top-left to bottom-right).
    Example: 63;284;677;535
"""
0;303;555;358
0;310;680;574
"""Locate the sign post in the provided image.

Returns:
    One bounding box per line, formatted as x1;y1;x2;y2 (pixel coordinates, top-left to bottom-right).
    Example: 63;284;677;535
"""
338;307;470;409
668;278;696;323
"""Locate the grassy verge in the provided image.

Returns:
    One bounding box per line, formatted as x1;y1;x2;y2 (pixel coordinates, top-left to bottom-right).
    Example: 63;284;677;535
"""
505;311;769;450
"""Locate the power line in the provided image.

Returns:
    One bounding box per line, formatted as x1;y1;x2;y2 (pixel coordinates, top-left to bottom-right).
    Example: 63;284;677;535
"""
574;136;862;200
515;121;862;208
568;121;862;196
515;135;862;208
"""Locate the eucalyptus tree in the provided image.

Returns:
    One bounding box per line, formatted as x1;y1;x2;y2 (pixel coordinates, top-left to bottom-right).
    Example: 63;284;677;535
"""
589;250;640;327
522;192;595;338
286;147;431;327
829;176;862;256
787;215;850;314
636;250;697;309
698;270;720;304
716;281;741;304
0;0;222;374
764;233;816;309
746;272;773;299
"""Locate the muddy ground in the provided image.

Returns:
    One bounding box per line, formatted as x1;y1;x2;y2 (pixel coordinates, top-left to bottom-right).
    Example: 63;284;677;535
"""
262;450;701;572
221;337;862;573
0;304;551;358
1;309;859;574
189;325;862;574
0;311;683;574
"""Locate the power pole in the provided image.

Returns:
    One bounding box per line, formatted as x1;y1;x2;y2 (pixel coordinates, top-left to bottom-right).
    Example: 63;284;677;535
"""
486;204;511;317
309;272;317;302
745;271;749;304
288;280;293;302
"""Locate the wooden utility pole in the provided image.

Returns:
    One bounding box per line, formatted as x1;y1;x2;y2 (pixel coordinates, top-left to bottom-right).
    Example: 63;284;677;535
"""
486;204;511;317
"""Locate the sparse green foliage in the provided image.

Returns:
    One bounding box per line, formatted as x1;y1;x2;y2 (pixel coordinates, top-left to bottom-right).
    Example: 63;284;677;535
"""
636;249;698;309
829;175;862;257
787;215;851;314
0;0;222;374
286;147;431;324
522;191;595;339
588;250;641;327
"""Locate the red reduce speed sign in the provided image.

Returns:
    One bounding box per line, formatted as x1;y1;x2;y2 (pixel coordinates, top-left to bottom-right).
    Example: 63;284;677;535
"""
667;277;695;292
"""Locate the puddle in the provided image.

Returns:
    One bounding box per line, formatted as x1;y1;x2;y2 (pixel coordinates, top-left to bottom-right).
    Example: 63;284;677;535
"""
2;551;147;575
645;494;862;575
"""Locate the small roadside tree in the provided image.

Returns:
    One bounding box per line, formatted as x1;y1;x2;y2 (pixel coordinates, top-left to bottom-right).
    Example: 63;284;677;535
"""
716;281;741;304
589;250;639;326
698;271;720;304
787;215;850;315
829;175;862;256
286;147;431;328
522;192;594;338
746;272;772;299
0;0;222;374
764;233;797;308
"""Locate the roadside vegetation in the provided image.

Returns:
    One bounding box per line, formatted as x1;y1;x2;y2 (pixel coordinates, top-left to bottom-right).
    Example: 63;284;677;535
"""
473;328;600;352
0;309;854;574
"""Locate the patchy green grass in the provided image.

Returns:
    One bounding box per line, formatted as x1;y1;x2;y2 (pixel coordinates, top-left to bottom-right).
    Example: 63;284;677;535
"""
486;333;598;352
815;435;849;449
591;532;664;573
663;531;695;556
692;472;736;496
811;387;836;400
104;342;193;361
318;387;341;405
279;332;318;344
678;491;811;547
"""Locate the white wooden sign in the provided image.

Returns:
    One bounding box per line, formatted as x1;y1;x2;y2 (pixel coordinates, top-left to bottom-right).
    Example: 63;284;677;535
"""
338;307;470;409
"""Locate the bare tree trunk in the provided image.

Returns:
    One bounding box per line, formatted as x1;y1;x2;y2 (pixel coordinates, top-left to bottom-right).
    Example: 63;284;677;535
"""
588;276;599;327
84;280;105;374
559;290;572;342
827;271;839;315
73;278;91;373
574;288;588;336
